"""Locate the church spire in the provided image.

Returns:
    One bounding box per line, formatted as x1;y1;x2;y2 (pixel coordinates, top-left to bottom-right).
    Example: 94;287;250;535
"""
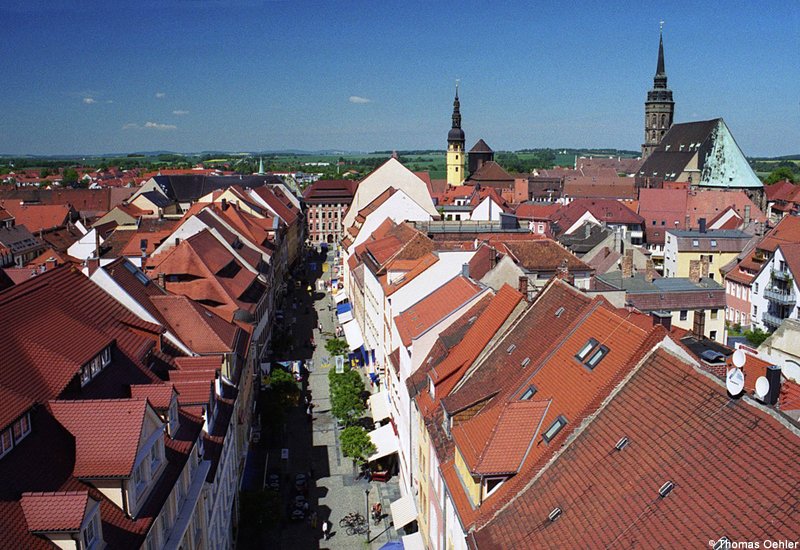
654;23;668;88
642;23;675;160
451;81;462;131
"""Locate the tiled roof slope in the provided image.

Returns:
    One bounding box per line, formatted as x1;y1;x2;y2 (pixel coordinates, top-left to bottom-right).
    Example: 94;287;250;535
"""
48;399;148;478
395;275;482;347
0;266;161;414
0;202;72;233
502;240;591;273
150;294;245;355
21;491;91;532
550;198;643;234
470;347;800;548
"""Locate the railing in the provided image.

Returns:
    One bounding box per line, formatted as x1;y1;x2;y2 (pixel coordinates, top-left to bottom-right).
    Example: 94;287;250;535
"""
771;268;791;281
762;311;787;328
764;287;796;305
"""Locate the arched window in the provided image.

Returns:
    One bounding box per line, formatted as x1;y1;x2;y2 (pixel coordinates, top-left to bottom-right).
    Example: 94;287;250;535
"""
661;114;666;128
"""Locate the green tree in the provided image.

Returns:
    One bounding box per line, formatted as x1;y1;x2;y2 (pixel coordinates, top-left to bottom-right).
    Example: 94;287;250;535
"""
39;168;50;178
765;166;797;184
743;328;769;347
62;167;79;184
325;338;349;357
328;367;366;425
339;426;376;465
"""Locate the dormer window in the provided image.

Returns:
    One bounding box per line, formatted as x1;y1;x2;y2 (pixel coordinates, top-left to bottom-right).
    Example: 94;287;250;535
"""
167;399;179;437
82;513;100;549
80;346;113;387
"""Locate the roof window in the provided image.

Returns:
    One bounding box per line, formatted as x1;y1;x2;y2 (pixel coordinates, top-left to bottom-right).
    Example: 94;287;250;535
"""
713;538;731;550
520;357;531;368
507;344;517;354
555;306;565;318
658;480;675;498
543;415;567;442
585;345;609;369
615;436;629;451
548;507;562;522
520;385;537;400
575;338;599;361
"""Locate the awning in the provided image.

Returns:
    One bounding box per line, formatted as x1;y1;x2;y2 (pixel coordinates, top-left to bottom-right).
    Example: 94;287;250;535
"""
402;532;425;550
337;302;353;323
341;320;364;351
390;494;418;529
334;291;349;304
367;423;399;461
368;390;391;423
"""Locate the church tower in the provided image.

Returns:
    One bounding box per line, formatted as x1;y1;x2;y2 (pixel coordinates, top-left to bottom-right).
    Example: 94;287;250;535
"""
642;26;675;159
446;84;465;186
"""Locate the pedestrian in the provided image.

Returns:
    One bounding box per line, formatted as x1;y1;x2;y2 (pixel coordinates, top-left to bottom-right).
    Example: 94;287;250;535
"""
307;405;313;421
322;519;331;540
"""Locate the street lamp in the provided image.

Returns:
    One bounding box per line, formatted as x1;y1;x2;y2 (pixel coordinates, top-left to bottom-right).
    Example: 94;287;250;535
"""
364;479;371;544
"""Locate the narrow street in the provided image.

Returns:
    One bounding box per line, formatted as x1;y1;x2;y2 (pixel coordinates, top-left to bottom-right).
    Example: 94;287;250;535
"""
242;249;402;549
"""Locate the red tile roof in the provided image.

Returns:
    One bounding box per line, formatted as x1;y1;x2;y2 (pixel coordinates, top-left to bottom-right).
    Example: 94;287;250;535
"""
395;276;482;346
150;294;244;355
0;202;72;233
129;383;175;410
514;202;560;220
48;399;148;478
550;198;644;232
470;347;800;548
502;239;591;273
21;491;92;532
563;176;636;200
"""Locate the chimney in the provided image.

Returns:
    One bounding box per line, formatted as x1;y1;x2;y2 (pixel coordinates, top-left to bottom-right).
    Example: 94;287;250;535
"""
140;238;148;263
645;259;656;283
698;217;707;233
45;257;57;271
461;263;470;279
158;272;166;289
744;204;751;226
94;228;101;259
685;214;690;230
518;275;529;299
621;249;634;278
556;258;570;281
85;257;99;276
221;198;228;211
688;259;701;283
489;246;497;269
765;365;781;405
651;310;672;331
700;258;710;279
175;237;180;247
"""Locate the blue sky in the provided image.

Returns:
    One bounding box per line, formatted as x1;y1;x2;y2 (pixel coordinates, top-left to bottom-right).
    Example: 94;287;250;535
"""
0;0;797;156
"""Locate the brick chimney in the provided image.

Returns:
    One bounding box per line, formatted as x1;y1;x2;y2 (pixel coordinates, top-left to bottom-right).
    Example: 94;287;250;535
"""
621;249;634;278
158;272;166;290
645;259;656;283
85;257;99;276
688;259;701;283
518;275;529;299
700;258;710;279
45;257;57;271
685;214;690;230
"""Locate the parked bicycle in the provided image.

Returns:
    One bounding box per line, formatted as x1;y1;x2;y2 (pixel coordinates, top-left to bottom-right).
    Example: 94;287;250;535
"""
346;523;369;536
339;512;366;529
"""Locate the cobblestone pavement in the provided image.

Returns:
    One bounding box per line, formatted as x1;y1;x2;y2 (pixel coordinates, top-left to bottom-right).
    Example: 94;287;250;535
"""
245;250;402;549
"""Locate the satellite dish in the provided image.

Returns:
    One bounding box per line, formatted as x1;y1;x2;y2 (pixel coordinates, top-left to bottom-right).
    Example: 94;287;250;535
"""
755;376;770;399
726;368;745;396
732;349;746;369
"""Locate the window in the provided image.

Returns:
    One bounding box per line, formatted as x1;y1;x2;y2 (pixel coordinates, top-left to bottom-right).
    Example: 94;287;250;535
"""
754;283;759;294
150;442;162;471
575;338;599;361
134;461;147;498
485;477;504;496
692;240;699;247
585;345;609;369
543;416;567;442
12;414;31;443
711;309;718;320
710;330;717;341
83;514;99;549
520;386;537;400
680;310;688;321
753;305;758;317
710;240;717;248
0;429;12;458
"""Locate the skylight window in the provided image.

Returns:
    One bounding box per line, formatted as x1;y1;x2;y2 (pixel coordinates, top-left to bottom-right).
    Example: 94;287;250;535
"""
585;345;609;369
615;436;629;451
543;416;567;442
575;338;599;361
658;480;675;498
521;357;531;368
520;386;537;400
507;344;517;354
555;306;565;318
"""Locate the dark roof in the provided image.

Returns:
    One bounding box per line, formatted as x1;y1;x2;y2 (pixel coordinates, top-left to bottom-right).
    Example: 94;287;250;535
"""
152;174;283;203
594;271;726;310
140;190;172;208
469;139;493;153
470;347;800;549
0;225;45;256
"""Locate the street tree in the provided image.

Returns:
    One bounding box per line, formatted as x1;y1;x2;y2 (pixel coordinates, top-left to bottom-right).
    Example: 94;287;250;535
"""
339;426;376;465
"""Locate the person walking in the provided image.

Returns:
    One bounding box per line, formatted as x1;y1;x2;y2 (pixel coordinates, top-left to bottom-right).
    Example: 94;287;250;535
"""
322;519;331;540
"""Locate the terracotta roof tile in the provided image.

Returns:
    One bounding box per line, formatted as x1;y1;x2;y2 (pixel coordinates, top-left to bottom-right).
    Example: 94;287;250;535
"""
0;202;72;233
48;399;148;478
503;240;591;273
395;275;481;346
129;383;175;410
21;491;91;532
470;347;800;548
550;198;643;233
150;294;243;354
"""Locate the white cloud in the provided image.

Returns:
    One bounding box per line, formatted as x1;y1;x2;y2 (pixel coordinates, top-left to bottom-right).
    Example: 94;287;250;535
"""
121;123;139;130
106;100;114;104
144;121;177;130
82;97;96;104
155;92;166;98
349;96;371;104
172;110;189;116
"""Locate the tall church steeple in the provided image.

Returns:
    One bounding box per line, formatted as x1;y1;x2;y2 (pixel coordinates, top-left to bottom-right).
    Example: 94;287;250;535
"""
642;24;675;160
446;82;466;186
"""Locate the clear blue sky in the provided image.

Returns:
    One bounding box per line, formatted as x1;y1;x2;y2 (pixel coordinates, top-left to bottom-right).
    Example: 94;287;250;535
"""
0;0;797;156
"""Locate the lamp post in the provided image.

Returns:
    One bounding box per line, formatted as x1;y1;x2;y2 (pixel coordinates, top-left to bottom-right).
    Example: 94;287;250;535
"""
364;480;371;544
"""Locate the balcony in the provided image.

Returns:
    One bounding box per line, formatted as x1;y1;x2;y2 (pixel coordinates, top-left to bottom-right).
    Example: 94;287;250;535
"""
764;287;796;305
771;268;792;282
762;311;788;328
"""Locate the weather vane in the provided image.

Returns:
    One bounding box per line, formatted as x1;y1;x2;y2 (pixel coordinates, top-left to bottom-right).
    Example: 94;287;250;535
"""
660;20;664;32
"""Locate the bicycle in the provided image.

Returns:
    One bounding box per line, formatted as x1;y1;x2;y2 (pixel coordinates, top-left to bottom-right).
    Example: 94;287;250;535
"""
338;512;366;529
346;523;369;536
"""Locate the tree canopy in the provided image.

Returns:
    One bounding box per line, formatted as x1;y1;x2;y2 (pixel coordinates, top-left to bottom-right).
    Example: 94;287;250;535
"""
339;426;376;464
765;166;797;184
